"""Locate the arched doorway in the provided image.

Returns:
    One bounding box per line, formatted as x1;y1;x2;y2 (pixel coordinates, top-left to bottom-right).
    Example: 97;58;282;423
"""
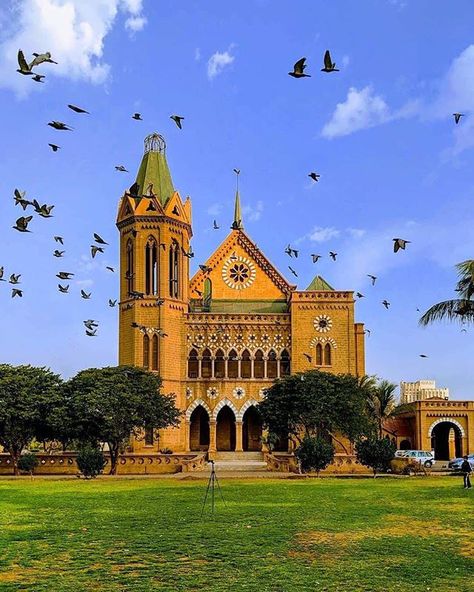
431;421;462;460
216;406;236;451
242;407;263;451
189;406;210;451
399;439;411;450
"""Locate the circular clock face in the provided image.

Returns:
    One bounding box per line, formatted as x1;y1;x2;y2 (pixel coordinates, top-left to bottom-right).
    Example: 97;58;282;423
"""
222;256;256;290
314;314;333;333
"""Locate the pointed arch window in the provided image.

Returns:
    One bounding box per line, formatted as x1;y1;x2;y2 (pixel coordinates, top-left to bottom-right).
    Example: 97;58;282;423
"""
145;237;158;295
215;348;225;379
280;349;290;377
151;334;159;371
254;349;264;379
324;343;332;366
267;349;278;379
241;349;251;378
126;239;134;294
188;348;198;378
316;343;323;366
203;278;212;308
201;348;212;379
143;334;150;369
145;425;154;446
228;349;238;379
169;240;180;298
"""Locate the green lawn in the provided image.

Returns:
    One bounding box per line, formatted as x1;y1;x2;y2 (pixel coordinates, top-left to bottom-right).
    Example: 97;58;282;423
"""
0;476;472;591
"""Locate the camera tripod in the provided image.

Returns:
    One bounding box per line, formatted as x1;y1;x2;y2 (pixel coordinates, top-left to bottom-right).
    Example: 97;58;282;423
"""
201;459;225;517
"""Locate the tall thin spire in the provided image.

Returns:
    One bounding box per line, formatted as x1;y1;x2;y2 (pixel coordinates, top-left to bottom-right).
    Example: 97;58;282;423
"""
231;168;243;230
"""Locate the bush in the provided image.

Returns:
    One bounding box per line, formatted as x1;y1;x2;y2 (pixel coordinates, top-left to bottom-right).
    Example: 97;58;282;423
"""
159;448;173;455
355;437;396;476
295;436;335;475
17;453;39;475
76;446;106;478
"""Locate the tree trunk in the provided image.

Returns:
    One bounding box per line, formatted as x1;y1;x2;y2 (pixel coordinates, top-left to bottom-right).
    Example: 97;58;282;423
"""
109;443;119;475
10;450;20;476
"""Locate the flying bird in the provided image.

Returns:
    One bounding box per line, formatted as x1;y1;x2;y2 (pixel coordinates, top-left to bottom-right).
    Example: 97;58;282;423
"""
382;300;390;309
54;236;64;244
0;267;5;281
68;104;89;114
91;245;104;258
213;220;219;230
321;50;339;72
115;165;128;172
155;298;165;306
85;329;97;337
129;290;145;300
9;274;21;284
93;233;108;245
288;266;298;277
311;254;322;263
14;189;32;210
106;266;115;272
13;216;33;232
199;265;212;273
233;168;240;175
48;121;73;131
368;275;377;285
309;172;320;182
53;250;65;258
56;272;74;280
29;51;57;67
285;244;298;258
453;113;464;124
419;354;428;358
356;292;364;298
170;115;184;129
32;74;45;83
288;57;311;78
108;299;117;307
17;50;35;75
181;247;194;259
193;289;203;297
81;290;91;299
393;238;411;253
329;251;337;261
58;284;69;293
83;320;98;330
132;113;142;120
11;289;23;298
303;353;312;363
364;329;371;337
48;143;60;152
32;200;54;218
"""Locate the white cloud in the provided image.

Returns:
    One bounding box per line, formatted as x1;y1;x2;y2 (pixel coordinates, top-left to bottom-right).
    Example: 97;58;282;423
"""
75;278;94;288
207;45;235;80
243;200;263;222
0;0;147;95
347;228;366;239
207;203;222;217
341;55;350;68
194;47;201;62
309;226;340;242
321;86;391;139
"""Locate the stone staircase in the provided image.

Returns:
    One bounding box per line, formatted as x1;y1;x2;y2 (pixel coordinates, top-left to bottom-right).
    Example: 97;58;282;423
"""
212;451;267;472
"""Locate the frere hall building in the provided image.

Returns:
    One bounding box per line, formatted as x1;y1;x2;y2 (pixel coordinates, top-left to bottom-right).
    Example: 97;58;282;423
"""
116;133;474;462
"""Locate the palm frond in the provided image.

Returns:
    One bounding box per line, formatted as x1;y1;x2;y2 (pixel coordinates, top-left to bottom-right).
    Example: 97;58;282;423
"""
419;299;474;326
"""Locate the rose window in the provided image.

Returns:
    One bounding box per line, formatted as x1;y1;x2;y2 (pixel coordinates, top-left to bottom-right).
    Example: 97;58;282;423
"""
314;315;333;333
222;256;256;290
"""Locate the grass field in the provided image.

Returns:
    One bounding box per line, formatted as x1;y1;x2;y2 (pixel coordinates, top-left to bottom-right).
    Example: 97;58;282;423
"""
0;475;472;591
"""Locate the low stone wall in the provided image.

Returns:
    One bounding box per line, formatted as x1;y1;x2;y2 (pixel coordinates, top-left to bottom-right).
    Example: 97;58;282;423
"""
0;452;206;476
264;452;370;474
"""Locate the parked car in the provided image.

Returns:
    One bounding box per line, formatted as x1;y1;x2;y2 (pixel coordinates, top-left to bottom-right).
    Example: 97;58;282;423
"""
396;450;435;468
448;453;474;471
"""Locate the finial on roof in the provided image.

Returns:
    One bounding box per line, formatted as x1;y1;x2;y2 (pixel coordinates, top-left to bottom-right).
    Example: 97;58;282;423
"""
231;168;243;230
144;132;166;155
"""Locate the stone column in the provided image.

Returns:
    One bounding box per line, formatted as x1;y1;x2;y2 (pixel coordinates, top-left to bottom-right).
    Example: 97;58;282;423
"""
224;357;229;379
198;358;202;379
236;421;244;452
264;357;268;379
209;419;217;456
448;428;456;460
184;420;190;452
211;357;215;379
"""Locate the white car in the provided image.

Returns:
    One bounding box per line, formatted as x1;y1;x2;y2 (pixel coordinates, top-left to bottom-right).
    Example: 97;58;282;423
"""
396;450;435;468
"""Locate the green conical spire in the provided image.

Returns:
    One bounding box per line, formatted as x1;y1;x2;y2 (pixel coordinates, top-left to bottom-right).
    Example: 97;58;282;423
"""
306;275;334;291
231;189;243;230
135;133;174;206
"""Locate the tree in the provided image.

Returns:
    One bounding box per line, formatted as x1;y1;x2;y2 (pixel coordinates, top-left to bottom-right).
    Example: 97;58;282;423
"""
257;370;372;451
76;445;106;479
295;436;335;475
355;437;396;476
66;366;182;474
0;364;63;475
366;379;398;438
17;452;38;476
420;260;474;326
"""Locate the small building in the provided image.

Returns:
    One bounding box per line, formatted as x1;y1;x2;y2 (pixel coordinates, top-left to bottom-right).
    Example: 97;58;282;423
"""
400;380;449;404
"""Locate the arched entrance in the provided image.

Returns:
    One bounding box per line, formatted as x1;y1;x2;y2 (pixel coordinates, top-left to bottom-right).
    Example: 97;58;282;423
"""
242;406;263;451
430;421;462;460
189;405;210;451
216;406;236;451
399;439;411;450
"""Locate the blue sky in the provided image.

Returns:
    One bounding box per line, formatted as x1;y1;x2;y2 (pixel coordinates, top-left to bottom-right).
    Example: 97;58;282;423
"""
1;0;474;399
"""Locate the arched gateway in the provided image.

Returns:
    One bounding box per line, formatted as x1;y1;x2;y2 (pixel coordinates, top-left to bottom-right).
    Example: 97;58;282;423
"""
429;418;465;460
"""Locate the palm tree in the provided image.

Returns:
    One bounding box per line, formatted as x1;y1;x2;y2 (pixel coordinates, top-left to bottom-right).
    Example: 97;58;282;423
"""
419;260;474;326
366;379;398;438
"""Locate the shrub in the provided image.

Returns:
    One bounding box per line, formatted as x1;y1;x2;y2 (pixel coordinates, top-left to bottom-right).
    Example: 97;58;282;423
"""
159;448;173;455
295;436;335;475
17;453;39;475
355;437;396;476
76;446;106;478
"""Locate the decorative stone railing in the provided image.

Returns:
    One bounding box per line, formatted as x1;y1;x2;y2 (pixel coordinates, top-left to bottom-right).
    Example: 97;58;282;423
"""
0;452;206;476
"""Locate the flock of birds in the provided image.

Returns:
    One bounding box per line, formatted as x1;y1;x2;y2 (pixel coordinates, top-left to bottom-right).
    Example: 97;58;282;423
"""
5;47;468;349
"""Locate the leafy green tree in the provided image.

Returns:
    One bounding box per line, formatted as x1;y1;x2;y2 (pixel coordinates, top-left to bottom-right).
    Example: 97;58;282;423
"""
366;379;398;438
420;260;474;326
0;364;63;474
66;366;181;474
295;436;334;475
355;437;396;476
257;370;372;451
17;452;39;476
76;445;106;479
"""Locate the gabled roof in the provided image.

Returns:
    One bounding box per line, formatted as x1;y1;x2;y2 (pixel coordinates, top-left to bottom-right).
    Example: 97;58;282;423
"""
306;275;334;291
